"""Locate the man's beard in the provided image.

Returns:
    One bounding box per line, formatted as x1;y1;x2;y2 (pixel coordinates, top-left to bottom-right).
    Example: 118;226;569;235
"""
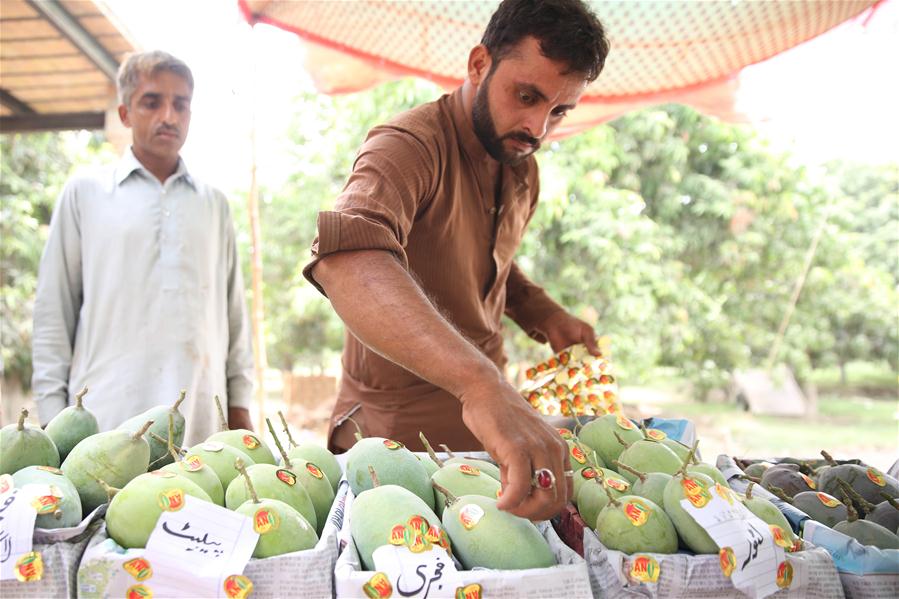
472;70;540;166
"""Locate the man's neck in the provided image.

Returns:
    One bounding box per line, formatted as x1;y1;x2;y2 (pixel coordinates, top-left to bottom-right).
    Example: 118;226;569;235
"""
132;148;179;184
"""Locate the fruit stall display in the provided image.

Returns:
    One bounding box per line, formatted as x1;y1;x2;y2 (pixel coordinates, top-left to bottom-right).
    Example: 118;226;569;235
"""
1;345;898;598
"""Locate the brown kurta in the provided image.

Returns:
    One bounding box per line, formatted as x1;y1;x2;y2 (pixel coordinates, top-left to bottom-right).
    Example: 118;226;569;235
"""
303;87;564;451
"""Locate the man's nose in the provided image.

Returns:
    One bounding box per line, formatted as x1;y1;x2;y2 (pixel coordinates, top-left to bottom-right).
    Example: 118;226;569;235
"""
160;101;177;125
522;108;551;140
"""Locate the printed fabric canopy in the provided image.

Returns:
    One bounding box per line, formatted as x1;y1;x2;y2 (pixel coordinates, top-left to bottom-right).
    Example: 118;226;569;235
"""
239;0;882;136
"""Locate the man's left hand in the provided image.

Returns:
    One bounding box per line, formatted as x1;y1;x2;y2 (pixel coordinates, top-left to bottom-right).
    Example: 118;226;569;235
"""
227;406;253;431
537;311;600;355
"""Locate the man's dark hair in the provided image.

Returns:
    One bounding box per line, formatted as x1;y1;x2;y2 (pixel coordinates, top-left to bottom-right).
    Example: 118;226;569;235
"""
481;0;610;82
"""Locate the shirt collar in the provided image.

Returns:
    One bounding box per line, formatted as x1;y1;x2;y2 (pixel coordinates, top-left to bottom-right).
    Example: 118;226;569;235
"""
448;86;533;186
114;147;196;190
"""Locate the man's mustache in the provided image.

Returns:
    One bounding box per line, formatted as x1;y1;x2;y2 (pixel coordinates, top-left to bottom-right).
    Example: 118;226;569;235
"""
503;131;540;148
155;126;180;136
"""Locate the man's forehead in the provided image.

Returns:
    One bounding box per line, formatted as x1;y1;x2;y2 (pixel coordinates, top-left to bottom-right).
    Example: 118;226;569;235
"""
134;71;192;97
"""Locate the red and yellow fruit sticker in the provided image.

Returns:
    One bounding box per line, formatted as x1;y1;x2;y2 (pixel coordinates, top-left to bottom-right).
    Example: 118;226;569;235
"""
363;573;393;598
150;470;176;478
557;428;574;440
407;515;429;536
605;477;630;492
242;435;260;450
409;534;429;553
14;552;42;582
866;468;887;487
123;557;153;582
800;474;816;490
776;561;794;589
623;499;651;527
158;489;185;511
388;524;406;546
31;491;61;515
223;574;254;599
629;555;660;583
305;462;324;479
714;483;737;505
570;444;587;465
126;584;152;599
770;525;792;549
455;583;482;599
0;474;13;493
616;415;636;430
36;466;64;475
425;525;442;545
276;469;297;486
459;504;485;530
383;439;404;450
580;467;598;481
458;464;480;476
816;493;841;508
681;476;711;508
645;429;667;441
181;455;204;472
253;507;279;534
201;441;225;452
719;547;736;577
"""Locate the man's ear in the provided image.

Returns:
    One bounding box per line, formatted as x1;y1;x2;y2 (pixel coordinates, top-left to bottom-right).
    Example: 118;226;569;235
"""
467;44;492;87
117;104;130;127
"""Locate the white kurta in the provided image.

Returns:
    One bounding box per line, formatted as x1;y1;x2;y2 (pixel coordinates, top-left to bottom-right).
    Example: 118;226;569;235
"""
31;148;254;445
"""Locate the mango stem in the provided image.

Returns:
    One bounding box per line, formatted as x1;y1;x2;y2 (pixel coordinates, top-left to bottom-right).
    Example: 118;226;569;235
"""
17;408;27;431
172;390;187;413
265;418;291;470
132;420;154;442
368;465;381;488
419;432;445;468
234;458;260;503
278;410;298;448
213;395;229;432
613;460;646;483
75;387;88;408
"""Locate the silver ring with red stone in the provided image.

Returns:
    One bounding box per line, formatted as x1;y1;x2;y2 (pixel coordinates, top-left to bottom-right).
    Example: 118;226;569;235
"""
532;468;556;490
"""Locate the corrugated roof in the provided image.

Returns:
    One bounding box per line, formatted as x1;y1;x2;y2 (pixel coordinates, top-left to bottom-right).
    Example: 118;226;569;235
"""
0;0;137;132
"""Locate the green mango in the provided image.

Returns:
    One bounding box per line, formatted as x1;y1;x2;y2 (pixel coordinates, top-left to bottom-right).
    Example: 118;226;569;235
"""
792;491;847;528
279;457;335;534
185;442;255;489
835;517;899;549
431;462;501;517
576;478;613;529
444;457;501;482
577;414;643;468
206;430;277;466
350;484;443;571
44;388;98;462
442;494;555;570
236;498;318;558
416;454;441;478
866;498;899;532
1;409;59;475
614;462;670;509
663;472;719;554
161;457;225;506
819;464;899;506
744;462;773;479
106;470;212;549
11;466;82;529
596;495;678;554
346;437;434;510
118;391;187;468
616;439;682;483
61;421;152;516
742;485;799;550
661;438;693;464
566;439;592;472
225;464;317;532
688;463;729;488
287;443;343;492
761;465;816;498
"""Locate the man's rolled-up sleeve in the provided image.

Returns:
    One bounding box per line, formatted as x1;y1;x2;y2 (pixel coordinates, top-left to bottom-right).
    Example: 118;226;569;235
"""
303;127;436;295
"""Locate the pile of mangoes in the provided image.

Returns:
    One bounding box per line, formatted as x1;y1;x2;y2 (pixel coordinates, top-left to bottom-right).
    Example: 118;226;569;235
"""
563;414;802;555
345;431;556;572
0;390;341;559
737;453;899;550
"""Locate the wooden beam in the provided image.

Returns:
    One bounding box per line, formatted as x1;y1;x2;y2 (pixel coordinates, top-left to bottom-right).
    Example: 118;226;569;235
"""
27;0;119;81
0;111;104;132
0;88;36;114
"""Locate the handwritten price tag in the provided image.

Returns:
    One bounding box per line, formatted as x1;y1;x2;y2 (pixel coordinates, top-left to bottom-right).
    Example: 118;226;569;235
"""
681;484;786;599
0;486;42;581
371;544;460;599
140;495;258;598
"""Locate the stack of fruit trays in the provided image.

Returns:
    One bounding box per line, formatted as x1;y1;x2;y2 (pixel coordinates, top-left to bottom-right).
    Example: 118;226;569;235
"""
520;342;621;417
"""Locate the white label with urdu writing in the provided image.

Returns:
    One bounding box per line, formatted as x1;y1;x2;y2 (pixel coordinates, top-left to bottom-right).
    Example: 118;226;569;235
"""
681;489;786;599
0;486;41;580
140;495;259;598
371;544;460;599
